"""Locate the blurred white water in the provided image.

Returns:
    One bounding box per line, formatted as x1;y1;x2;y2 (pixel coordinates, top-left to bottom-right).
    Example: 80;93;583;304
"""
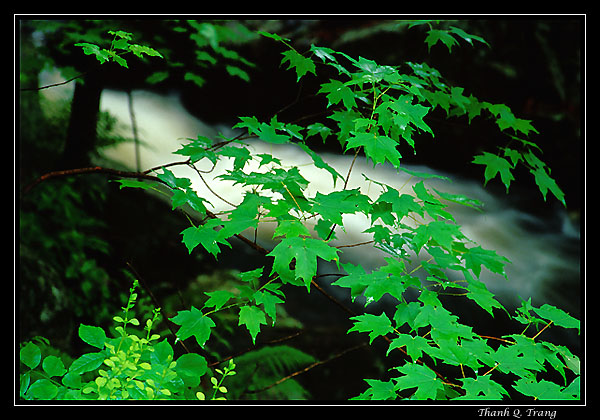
39;71;581;314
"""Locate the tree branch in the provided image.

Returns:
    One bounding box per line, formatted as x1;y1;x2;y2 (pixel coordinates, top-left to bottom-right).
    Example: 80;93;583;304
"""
21;166;164;195
19;72;88;92
242;342;368;396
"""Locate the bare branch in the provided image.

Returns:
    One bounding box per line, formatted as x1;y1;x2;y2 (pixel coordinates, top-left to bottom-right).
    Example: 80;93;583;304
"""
21;166;164;195
20;72;88;92
243;343;368;396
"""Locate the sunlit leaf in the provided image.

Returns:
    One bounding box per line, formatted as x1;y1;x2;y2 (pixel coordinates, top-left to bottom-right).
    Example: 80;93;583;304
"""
170;306;216;348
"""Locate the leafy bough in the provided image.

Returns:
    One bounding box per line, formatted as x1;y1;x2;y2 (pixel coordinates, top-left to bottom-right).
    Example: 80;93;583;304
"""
67;24;578;400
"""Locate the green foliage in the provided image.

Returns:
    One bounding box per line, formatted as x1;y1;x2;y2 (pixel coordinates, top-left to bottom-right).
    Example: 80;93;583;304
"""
19;21;579;402
19;280;225;400
196;359;237;400
155;24;576;401
75;30;163;68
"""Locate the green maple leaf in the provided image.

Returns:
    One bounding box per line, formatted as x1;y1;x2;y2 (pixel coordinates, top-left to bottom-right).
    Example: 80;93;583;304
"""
413;220;462;253
232;117;292;144
472;151;515;192
424;29;459;52
512;118;538;136
174;135;217;164
333;264;409;306
532;304;580;333
562;377;580;399
448;26;489;48
312;188;371;226
427;310;474;344
233;116;261;135
449;86;470;111
421;89;451;114
393;362;445;400
310;44;337;64
531;166;566;206
352;56;397;83
348;312;393;344
465;94;484;122
170;188;208;213
375;187;424;222
306;122;333;142
220;167;309;210
387;95;434;137
393;301;423;330
128;43;163;59
369;202;395;225
486;103;516;129
485;102;538;136
411;303;460;337
460;337;497;368
218;145;253;170
298;142;342;186
428;337;479;368
359;379;398;400
267;236;339;290
328;109;363;142
363;272;408;304
513;378;569;400
74;42;110;64
413;181;455;221
180;219;232;257
462;245;511;279
112;179;162;192
272;219;311;238
433;188;483;211
252;289;284;325
457;376;509;400
346;131;402;167
170;306;215;347
387;333;433;361
319;79;357;110
257;122;291;144
203;290;236;311
464;274;506;316
157;167;191;190
332;262;369;301
494;343;545;378
218;193;263;238
238;305;267;344
281;49;316;81
258;31;290;43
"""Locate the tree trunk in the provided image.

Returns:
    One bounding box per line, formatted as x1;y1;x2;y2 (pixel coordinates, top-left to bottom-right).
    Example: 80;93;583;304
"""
60;71;102;169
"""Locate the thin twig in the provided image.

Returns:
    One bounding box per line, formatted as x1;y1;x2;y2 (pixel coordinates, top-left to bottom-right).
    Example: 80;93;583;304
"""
310;278;357;317
334;240;375;249
244;342;368;395
208;330;305;368
191;164;237;207
532;320;553;340
325;146;363;241
20;72;88;92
